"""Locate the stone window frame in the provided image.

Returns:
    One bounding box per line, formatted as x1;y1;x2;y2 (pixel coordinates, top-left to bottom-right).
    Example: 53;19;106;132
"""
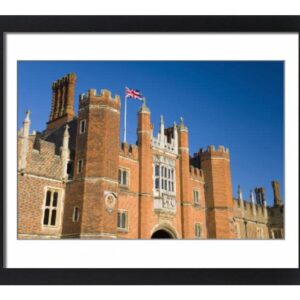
42;187;62;228
193;189;201;206
79;119;86;134
117;209;129;232
77;159;84;174
72;207;80;222
118;167;130;188
153;161;176;195
194;222;202;239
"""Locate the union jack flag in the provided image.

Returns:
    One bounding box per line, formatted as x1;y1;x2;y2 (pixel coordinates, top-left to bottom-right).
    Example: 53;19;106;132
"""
125;87;143;100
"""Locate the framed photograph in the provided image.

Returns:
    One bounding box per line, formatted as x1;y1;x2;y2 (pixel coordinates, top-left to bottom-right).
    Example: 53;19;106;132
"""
0;16;299;284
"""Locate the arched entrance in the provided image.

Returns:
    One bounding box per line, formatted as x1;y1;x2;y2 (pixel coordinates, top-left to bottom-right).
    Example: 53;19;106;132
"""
151;229;175;239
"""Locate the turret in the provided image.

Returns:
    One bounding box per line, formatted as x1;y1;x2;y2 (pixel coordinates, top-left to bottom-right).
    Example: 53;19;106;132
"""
19;110;31;171
237;185;244;217
60;124;70;180
137;101;153;238
23;110;31;136
237;185;244;206
178;117;193;238
250;189;256;216
159;115;165;144
261;187;268;218
63;88;121;238
173;122;178;150
196;145;234;238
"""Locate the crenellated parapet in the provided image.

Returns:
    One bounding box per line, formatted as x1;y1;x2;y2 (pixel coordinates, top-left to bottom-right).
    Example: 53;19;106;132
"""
189;165;204;181
120;142;139;160
192;143;234;238
195;145;230;161
191;145;230;167
233;184;268;223
233;198;268;222
79;88;121;112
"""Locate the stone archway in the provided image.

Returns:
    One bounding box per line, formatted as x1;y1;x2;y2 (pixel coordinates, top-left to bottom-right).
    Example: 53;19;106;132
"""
151;228;176;239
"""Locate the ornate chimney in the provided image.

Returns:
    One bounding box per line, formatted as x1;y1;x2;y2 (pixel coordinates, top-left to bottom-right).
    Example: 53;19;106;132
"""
47;73;77;132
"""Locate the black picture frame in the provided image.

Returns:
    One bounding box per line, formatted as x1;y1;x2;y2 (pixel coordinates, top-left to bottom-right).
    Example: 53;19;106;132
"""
0;15;299;285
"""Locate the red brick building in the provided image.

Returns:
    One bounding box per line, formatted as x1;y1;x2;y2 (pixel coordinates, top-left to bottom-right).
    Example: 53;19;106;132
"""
17;73;284;239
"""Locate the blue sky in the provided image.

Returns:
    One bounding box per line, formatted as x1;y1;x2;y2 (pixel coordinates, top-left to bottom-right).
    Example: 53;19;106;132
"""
18;61;284;206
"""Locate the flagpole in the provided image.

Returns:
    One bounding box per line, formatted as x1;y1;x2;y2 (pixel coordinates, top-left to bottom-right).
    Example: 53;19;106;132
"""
123;95;127;143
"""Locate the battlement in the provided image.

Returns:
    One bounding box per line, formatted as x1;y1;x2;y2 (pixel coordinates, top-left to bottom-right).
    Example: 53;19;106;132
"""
200;145;230;154
189;165;204;180
234;198;268;221
120;142;139;160
194;145;230;160
79;88;121;111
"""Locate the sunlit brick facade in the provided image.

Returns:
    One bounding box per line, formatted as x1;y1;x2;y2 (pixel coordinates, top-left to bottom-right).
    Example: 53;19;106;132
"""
17;73;284;239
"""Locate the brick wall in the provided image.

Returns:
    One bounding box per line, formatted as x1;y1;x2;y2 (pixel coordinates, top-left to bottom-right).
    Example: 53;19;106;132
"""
189;167;207;239
17;73;283;240
18;174;65;239
27;136;64;179
18;132;66;238
117;155;139;238
74;89;121;238
137;105;155;238
197;146;235;239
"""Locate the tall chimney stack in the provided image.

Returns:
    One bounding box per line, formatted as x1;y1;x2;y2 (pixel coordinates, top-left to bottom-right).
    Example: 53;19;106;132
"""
272;181;283;207
47;73;77;132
